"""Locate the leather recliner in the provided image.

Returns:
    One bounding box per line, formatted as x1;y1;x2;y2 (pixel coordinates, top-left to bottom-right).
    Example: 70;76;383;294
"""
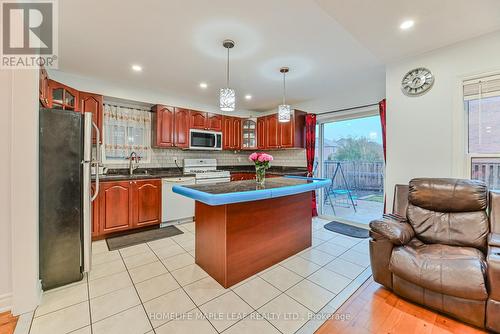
369;178;500;332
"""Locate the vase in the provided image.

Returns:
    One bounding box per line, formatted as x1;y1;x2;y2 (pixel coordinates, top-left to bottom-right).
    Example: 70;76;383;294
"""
255;164;266;185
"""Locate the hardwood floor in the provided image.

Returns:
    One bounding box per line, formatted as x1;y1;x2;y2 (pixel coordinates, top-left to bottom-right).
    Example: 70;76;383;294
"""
0;312;17;334
316;278;487;334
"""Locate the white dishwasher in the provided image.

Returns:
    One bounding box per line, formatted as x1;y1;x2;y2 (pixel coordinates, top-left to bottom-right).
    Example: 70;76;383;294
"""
161;176;196;226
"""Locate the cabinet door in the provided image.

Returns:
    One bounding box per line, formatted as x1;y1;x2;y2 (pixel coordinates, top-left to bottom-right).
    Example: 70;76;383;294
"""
152;105;175;147
174;108;190;148
233;118;242;150
39;67;50;107
48;80;79;111
279;117;294;148
257;117;266;149
99;181;132;234
80;92;103;144
208;113;223;131
265;114;280;149
133;179;161;227
190;110;208;129
223;116;233;149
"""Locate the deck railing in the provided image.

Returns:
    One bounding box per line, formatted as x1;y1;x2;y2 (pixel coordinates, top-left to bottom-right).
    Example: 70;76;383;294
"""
472;161;500;190
323;160;384;192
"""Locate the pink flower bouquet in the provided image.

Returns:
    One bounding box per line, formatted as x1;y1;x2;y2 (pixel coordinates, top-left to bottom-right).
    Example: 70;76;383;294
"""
249;152;273;184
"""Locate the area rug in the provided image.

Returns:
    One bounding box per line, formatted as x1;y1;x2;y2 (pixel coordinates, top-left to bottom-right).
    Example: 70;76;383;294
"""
324;221;369;238
106;225;184;250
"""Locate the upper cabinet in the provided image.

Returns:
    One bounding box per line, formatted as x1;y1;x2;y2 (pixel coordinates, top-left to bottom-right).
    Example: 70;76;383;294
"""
257;110;306;149
80;92;103;144
189;111;222;131
39;67;50;108
208;113;223;132
48;80;79;111
242;119;257;150
152;105;175;147
222;116;242;150
174;108;190;149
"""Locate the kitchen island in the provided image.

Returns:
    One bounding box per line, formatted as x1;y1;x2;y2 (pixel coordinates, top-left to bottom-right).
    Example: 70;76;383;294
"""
173;176;331;287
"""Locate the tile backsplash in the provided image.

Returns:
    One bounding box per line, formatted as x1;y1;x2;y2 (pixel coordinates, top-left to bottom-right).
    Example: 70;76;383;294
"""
101;148;307;169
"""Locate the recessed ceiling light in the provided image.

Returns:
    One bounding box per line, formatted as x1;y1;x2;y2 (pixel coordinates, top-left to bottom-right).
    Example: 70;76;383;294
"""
245;94;252;100
400;20;415;30
131;64;142;72
199;82;208;89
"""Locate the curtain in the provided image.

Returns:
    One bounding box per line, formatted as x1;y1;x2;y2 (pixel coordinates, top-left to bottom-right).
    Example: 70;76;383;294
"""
103;104;151;161
379;99;387;213
305;114;318;216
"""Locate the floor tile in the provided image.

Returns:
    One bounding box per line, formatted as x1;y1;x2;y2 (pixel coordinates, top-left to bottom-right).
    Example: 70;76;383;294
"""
161;253;194;271
128;261;168;284
286;279;335;313
184;276;227;306
171;233;194;244
341;249;371;267
88;271;132;299
153;244;186;259
311;237;325;247
299;248;336;266
308;268;352;294
177;238;195;252
143;288;196;328
122;251;158;269
92;305;152;334
233;277;281;309
258;294;312;334
119;243;151;258
147;237;177;250
90;286;140;322
89;259;126;281
92;250;122;266
223;312;281;334
259;266;302;292
70;326;91;334
312;229;337;241
30;301;90;334
155;309;216;334
199;291;253;332
325;257;365;279
35;283;88;317
314;241;348;257
351;240;370;254
331;235;362;248
92;240;109;255
281;256;321;277
135;273;180;302
171;264;208;286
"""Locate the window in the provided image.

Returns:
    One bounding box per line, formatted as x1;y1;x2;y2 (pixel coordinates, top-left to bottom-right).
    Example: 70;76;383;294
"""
102;103;151;163
464;75;500;189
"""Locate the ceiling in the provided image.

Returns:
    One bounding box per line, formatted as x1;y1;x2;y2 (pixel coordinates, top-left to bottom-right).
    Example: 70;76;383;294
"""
57;0;500;113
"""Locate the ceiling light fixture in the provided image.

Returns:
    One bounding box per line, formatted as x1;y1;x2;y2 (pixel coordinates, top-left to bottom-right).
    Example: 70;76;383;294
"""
220;39;236;112
199;82;208;89
245;94;252;100
278;67;291;122
131;64;142;72
400;20;415;30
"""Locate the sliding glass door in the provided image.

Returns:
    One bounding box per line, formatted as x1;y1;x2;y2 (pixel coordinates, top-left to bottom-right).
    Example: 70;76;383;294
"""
317;111;384;225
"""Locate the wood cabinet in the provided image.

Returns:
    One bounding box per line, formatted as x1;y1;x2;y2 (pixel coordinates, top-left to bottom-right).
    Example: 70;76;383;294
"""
208;113;223;131
80;92;103;144
48;80;79;111
242;119;257;150
39;67;50;107
222;116;242;150
93;179;162;238
152;105;175;147
174;108;190;148
190;111;223;131
257;110;306;149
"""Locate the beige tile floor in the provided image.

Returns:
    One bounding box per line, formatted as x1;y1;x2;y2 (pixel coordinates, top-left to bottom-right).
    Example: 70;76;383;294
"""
29;218;372;334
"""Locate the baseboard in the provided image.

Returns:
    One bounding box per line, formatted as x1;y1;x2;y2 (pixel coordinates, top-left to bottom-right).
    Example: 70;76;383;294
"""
0;292;13;313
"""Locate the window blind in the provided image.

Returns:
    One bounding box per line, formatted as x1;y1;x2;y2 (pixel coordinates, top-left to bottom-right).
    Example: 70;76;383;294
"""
463;74;500;100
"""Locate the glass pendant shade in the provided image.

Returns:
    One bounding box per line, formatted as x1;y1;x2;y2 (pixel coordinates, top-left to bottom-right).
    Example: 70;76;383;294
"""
220;87;235;112
278;104;291;122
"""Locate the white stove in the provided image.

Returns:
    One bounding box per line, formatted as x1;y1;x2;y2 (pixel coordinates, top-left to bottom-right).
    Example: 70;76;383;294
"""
183;158;230;184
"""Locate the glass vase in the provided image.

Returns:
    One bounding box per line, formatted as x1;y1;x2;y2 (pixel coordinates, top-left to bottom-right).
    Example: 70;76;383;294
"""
255;164;266;185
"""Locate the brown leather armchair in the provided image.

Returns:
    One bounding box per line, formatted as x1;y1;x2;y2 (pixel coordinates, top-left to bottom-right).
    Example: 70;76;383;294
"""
369;178;500;332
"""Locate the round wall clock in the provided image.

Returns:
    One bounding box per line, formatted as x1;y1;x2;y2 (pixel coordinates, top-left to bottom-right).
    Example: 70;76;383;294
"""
401;67;434;96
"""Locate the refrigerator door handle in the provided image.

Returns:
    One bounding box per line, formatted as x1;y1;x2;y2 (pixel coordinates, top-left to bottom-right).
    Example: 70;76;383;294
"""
91;121;101;202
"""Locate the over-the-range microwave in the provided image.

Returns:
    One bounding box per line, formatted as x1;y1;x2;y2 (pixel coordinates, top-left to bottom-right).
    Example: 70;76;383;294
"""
189;129;223;150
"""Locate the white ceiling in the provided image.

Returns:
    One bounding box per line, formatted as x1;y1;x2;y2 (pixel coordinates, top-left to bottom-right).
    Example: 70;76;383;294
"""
57;0;500;113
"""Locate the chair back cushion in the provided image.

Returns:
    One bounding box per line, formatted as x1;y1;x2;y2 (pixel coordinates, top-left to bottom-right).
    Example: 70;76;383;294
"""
407;178;489;249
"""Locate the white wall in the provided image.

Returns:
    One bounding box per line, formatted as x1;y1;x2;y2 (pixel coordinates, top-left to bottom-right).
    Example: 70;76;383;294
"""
385;31;500;211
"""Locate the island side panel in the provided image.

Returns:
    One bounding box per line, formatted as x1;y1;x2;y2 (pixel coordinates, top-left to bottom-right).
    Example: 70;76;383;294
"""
225;192;312;287
194;201;227;285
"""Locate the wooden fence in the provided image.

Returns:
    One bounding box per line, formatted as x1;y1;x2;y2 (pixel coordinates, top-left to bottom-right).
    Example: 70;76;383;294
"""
323;160;384;192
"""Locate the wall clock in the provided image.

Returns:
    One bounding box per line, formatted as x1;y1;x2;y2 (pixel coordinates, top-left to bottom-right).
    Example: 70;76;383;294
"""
401;67;434;96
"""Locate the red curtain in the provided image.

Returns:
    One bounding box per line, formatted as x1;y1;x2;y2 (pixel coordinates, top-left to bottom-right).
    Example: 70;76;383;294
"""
305;114;318;216
379;99;387;213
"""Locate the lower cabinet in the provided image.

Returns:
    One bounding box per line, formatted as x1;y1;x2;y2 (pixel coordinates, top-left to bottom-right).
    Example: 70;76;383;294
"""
92;179;161;238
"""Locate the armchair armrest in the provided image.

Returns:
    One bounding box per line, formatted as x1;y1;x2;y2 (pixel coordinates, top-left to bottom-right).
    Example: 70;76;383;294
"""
369;216;415;246
488;233;500;247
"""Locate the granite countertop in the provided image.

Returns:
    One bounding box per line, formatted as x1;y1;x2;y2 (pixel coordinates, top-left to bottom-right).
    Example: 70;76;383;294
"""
221;166;309;176
172;176;331;206
93;168;194;181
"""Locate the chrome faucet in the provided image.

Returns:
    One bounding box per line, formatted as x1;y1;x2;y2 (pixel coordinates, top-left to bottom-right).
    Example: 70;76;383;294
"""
128;152;140;175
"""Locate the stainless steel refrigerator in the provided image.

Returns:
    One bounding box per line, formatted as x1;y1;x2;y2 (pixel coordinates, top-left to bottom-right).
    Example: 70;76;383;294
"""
39;108;101;290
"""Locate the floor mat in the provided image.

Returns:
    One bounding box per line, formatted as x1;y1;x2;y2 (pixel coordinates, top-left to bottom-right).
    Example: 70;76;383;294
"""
106;225;184;250
324;221;369;239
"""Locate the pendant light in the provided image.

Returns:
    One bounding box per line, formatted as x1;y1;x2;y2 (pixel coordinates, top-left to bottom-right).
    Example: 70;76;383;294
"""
220;39;236;112
278;67;291;122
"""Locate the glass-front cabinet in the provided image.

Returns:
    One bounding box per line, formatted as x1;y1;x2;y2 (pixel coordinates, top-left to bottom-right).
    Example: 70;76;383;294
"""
48;80;79;111
242;119;257;149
